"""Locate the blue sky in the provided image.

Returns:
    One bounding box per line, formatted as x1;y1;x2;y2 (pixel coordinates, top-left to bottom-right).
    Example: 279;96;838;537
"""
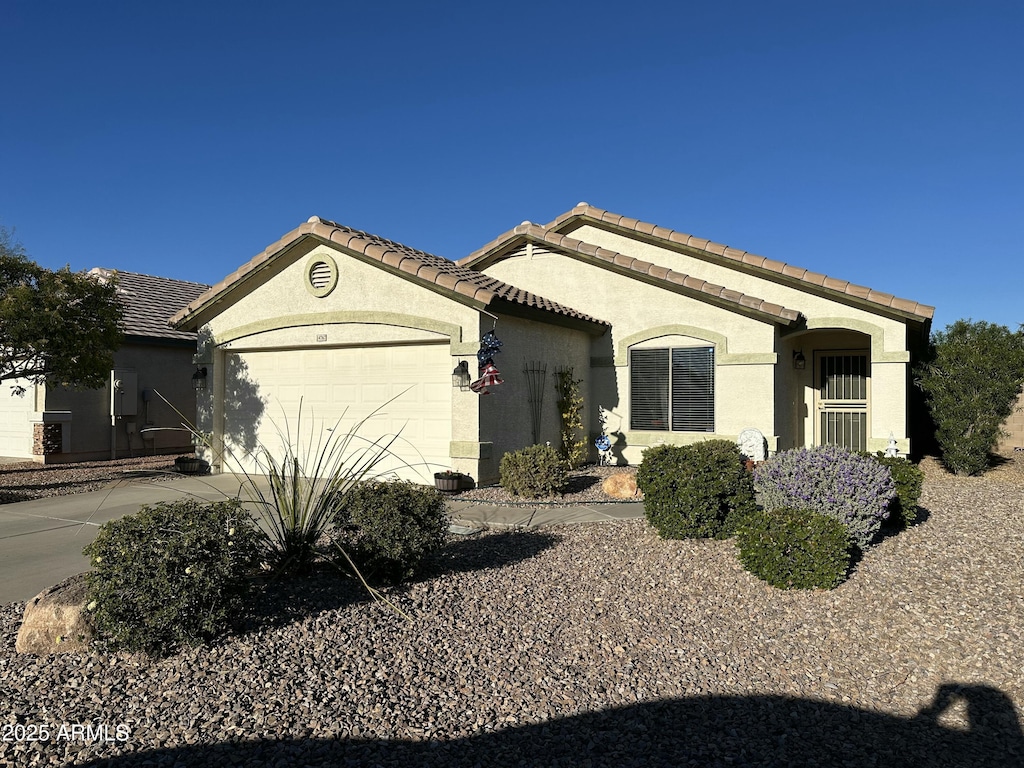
2;1;1021;332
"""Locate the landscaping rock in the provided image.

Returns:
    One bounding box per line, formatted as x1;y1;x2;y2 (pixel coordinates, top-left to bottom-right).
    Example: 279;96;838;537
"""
15;572;95;655
601;472;641;499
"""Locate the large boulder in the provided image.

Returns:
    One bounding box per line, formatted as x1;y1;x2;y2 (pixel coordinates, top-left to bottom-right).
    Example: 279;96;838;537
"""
16;572;95;655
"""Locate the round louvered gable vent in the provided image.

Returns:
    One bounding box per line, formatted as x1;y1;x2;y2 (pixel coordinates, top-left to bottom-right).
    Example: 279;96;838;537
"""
305;256;338;297
309;262;332;289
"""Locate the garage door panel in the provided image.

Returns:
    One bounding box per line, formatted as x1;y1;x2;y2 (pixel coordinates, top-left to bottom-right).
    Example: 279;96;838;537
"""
224;345;451;482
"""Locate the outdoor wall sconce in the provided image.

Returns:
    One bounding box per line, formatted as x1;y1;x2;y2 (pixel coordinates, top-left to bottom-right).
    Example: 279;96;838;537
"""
452;360;471;390
192;366;208;391
792;350;806;370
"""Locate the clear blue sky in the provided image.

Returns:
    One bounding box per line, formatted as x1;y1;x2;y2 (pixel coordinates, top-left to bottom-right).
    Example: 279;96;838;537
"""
2;1;1021;333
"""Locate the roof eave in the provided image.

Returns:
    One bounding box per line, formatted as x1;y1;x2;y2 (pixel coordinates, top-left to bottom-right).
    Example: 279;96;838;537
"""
547;207;935;324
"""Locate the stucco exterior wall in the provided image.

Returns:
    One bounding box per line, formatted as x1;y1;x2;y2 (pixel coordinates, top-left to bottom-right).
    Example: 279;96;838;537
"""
479;228;925;459
997;389;1024;453
567;224;912;356
480;250;778;464
197;244;504;484
475;314;593;483
37;341;198;462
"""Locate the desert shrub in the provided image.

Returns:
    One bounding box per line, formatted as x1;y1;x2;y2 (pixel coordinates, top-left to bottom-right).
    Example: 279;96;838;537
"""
334;481;450;582
916;319;1024;476
755;445;895;549
500;444;567;498
862;452;925;528
636;440;757;539
83;499;260;656
736;507;852;590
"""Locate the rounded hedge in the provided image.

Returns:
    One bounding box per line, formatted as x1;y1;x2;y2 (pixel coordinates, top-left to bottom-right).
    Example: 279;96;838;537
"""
636;440;756;540
334;480;450;582
499;444;567;499
736;507;852;590
83;498;261;656
862;452;924;528
754;444;895;549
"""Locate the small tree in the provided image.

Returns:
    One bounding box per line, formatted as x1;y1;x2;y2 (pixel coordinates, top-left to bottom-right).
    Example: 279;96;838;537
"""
916;319;1024;476
0;227;123;395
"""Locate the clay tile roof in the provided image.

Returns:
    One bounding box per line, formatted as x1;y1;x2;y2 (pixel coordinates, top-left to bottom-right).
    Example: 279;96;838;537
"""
171;218;607;330
544;205;935;321
460;228;803;325
89;269;209;341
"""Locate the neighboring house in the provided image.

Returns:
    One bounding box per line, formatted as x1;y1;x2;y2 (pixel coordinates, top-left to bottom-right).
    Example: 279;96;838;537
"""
997;390;1024;453
0;270;209;463
172;204;934;484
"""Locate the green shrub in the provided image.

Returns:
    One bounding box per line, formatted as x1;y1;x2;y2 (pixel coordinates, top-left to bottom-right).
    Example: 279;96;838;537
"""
916;319;1024;476
636;440;756;539
83;499;260;656
499;444;568;499
334;481;450;582
862;452;924;527
553;367;588;469
736;507;852;590
755;444;894;549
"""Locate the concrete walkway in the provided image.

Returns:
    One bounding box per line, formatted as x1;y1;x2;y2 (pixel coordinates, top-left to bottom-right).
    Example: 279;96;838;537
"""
0;473;645;605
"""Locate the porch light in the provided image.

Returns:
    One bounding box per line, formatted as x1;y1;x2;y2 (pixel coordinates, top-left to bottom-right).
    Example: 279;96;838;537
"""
452;360;472;391
793;350;806;370
192;366;208;391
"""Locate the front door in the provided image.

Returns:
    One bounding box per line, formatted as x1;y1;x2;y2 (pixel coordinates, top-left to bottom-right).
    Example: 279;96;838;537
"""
815;351;869;452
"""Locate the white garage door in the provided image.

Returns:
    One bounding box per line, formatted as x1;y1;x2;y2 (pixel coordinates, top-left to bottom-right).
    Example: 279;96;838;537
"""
0;386;34;458
222;344;451;483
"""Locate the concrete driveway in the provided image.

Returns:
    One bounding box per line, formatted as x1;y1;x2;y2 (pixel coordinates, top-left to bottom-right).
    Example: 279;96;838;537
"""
0;473;645;606
0;473;257;605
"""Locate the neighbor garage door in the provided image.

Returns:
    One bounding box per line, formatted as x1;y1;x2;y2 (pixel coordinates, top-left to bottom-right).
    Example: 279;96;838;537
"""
222;344;452;483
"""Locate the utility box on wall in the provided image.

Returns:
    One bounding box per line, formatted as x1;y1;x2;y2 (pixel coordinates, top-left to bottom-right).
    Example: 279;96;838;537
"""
110;369;138;417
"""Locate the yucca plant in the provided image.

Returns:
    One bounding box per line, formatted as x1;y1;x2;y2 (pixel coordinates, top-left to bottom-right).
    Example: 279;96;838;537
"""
152;391;425;579
239;403;412;576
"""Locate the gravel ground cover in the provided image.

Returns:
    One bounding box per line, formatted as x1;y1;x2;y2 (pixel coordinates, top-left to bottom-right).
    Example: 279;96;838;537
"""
0;456;179;504
452;465;641;506
0;455;1022;766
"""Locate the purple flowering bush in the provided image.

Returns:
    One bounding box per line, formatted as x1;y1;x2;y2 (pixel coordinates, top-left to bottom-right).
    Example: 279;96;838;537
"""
754;445;895;549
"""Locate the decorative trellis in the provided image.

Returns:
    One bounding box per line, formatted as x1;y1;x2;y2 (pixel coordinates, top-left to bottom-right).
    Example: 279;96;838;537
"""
522;360;548;444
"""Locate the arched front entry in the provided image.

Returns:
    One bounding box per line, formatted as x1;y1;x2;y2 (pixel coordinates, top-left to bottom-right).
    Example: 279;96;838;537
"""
780;327;888;453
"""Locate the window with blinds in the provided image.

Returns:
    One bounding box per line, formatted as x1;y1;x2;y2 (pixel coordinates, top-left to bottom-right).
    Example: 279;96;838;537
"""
630;347;714;432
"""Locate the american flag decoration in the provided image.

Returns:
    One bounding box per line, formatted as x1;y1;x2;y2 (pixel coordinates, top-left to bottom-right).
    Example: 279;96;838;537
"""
470;330;505;395
470;362;504;395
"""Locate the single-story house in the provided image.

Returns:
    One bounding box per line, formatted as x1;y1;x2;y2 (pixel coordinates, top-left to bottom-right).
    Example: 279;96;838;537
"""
171;204;934;484
0;270;209;462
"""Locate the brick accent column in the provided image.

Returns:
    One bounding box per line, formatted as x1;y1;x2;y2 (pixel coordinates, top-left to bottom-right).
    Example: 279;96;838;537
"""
33;423;63;456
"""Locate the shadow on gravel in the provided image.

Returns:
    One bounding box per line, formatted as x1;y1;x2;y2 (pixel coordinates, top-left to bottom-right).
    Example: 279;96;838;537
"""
237;530;562;633
76;683;1024;768
421;529;562;578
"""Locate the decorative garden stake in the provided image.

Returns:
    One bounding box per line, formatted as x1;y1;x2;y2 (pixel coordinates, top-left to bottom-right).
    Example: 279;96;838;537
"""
523;360;547;443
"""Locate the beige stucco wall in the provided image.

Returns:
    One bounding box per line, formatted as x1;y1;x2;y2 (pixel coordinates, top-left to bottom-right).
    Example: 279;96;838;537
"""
474;314;592;483
36;341;198;463
196;243;590;484
480;249;780;464
480;232;919;460
997;389;1024;453
570;224;915;450
569;224;912;356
